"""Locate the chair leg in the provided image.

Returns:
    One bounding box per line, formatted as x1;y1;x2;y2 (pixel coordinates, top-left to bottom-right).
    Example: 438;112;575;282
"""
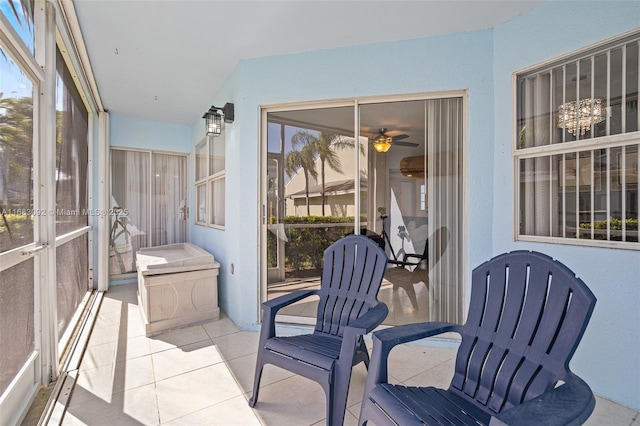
353;341;370;370
320;379;335;426
329;363;354;426
385;268;420;309
404;284;419;310
248;358;264;407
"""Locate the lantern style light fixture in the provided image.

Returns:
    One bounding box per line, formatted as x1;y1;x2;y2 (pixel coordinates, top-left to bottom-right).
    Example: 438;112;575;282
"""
557;98;605;137
373;134;392;153
203;102;235;137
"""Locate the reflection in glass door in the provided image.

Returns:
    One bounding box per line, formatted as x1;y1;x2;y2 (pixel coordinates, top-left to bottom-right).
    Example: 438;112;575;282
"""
360;98;464;325
265;106;357;320
262;95;465;325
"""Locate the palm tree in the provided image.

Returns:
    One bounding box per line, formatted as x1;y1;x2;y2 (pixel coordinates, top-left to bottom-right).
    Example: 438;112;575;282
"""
0;95;34;248
285;131;318;216
314;133;343;216
313;132;365;216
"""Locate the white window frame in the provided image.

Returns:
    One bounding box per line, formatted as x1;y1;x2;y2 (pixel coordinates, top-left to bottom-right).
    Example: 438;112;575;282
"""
514;30;640;250
194;132;226;229
0;2;100;423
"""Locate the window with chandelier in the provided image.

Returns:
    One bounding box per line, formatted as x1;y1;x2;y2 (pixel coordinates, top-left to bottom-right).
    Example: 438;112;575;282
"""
515;30;639;248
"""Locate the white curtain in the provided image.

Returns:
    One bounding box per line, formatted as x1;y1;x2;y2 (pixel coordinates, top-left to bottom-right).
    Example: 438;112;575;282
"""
152;153;187;245
522;74;554;237
427;98;463;324
110;150;187;275
110;150;150;274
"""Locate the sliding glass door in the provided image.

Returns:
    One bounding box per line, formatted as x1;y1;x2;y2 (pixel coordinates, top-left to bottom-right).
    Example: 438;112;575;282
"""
261;95;465;326
109;149;187;276
265;105;357;319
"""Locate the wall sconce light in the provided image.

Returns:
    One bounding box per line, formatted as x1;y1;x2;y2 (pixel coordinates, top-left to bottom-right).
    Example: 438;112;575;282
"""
203;102;234;137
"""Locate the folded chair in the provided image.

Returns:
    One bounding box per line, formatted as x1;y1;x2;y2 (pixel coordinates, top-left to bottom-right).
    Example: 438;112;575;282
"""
359;250;597;426
249;234;389;426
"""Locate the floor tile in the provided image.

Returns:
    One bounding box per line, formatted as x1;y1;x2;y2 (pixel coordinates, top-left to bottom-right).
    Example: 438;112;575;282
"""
71;355;155;405
211;331;260;361
151;339;223;382
155;364;244;423
148;324;210;353
249;374;327;426
402;358;456;390
64;383;159;426
585;395;639;426
225;352;295;394
385;344;456;383
80;335;152;371
202;315;241;339
162;395;261;426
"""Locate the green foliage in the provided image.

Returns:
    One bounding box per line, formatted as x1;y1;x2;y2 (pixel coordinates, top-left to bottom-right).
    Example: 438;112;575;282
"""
1;95;34;251
266;216;366;275
0;212;33;250
579;217;639;240
579;217;638;230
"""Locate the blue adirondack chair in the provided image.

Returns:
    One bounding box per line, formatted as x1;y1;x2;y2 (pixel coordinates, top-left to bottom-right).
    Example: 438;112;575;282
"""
359;250;597;426
249;234;389;426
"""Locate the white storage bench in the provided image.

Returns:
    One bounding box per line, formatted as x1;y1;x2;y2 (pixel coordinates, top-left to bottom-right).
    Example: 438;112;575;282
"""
136;243;220;336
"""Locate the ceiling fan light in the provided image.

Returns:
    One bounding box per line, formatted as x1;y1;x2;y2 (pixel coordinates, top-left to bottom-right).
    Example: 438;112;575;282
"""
373;135;392;153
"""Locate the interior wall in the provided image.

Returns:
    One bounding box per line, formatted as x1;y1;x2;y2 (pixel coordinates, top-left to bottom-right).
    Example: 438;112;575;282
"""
492;0;640;411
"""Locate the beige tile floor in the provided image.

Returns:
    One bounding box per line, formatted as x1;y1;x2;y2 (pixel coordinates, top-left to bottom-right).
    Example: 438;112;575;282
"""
60;283;638;426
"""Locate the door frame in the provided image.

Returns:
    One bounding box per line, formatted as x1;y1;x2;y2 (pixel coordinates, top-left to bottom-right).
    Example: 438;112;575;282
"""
258;91;469;325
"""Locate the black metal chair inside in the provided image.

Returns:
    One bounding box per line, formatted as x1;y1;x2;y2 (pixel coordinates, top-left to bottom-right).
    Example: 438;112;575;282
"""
384;226;449;310
359;250;597;426
249;234;389;426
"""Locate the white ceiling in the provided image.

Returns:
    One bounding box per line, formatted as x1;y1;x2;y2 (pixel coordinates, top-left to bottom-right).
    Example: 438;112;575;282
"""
72;0;544;125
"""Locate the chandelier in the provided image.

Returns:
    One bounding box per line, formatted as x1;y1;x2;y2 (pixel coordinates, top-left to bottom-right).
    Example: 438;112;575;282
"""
557;98;605;136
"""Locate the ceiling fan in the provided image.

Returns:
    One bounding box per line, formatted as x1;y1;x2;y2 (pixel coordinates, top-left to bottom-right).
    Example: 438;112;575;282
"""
370;128;418;153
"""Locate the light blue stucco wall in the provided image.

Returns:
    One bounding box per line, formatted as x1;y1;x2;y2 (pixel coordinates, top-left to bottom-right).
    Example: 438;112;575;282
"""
110;114;191;153
492;0;640;411
186;0;639;410
189;30;496;330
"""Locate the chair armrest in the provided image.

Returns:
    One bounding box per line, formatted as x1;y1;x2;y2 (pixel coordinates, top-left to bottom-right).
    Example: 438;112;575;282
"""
262;289;319;315
402;252;424;263
338;303;389;375
258;289;320;343
387;253;425;269
387;259;410;268
489;373;595;426
374;321;462;348
363;322;462;393
342;303;389;337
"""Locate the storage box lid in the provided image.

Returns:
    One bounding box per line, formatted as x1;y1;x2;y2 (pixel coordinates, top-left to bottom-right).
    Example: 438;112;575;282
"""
136;243;219;276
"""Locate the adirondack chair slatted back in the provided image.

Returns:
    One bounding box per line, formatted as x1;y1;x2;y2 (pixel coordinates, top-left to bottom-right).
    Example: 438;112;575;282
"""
314;235;387;337
450;251;596;414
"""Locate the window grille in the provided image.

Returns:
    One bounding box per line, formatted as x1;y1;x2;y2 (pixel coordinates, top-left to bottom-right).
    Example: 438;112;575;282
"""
515;31;639;248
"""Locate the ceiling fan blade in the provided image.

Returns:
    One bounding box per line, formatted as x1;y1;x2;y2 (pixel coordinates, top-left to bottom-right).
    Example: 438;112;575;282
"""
391;134;409;141
394;141;419;147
